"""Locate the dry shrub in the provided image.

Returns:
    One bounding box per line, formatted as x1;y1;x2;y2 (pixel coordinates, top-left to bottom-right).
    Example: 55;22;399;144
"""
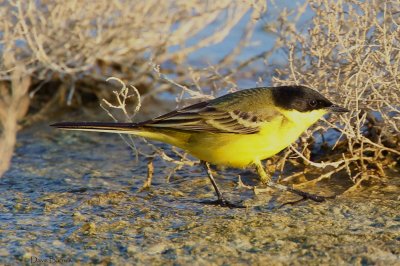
269;0;400;189
2;0;265;90
0;4;31;176
2;0;398;192
0;54;31;177
133;0;400;191
0;0;266;177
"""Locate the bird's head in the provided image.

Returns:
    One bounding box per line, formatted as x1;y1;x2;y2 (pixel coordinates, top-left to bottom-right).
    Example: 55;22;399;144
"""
271;85;349;125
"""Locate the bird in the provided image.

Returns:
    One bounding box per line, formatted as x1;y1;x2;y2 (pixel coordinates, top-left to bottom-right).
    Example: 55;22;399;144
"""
51;85;349;208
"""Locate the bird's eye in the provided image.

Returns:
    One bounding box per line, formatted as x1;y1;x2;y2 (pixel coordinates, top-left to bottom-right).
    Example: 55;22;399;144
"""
309;100;318;107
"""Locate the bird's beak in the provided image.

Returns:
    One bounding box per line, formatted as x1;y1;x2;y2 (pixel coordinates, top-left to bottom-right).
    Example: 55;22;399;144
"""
329;105;349;113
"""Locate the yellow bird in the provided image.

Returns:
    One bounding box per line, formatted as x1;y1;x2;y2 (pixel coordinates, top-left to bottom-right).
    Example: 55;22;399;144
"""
52;85;348;207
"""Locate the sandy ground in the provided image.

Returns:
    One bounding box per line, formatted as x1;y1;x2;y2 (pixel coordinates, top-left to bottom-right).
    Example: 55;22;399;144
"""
1;120;399;265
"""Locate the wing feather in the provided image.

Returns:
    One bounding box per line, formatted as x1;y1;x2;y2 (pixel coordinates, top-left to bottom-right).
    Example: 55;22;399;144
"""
137;89;280;134
138;105;271;134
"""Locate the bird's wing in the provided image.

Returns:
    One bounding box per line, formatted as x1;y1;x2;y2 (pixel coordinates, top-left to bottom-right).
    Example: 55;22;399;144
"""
138;97;280;134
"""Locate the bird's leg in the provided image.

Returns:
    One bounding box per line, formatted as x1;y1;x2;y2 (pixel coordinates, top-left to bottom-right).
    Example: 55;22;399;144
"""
202;161;223;200
254;161;272;184
200;161;245;208
254;160;335;203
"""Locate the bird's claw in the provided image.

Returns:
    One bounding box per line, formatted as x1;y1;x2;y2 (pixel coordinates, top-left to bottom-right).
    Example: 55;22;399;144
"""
279;192;336;208
200;198;245;208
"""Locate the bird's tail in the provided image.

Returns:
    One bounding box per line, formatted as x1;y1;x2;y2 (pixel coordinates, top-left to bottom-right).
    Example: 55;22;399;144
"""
50;121;189;148
50;122;139;134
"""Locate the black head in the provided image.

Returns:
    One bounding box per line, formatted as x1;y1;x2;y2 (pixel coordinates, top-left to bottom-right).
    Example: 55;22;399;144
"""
271;85;348;113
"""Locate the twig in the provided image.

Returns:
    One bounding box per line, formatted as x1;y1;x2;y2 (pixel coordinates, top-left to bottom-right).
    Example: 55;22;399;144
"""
139;159;154;191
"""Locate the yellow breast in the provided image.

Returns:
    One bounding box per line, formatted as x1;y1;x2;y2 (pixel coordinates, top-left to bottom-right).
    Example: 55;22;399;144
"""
185;109;326;167
135;109;327;168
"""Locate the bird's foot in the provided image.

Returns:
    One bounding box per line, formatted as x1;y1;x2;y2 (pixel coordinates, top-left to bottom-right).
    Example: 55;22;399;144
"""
200;198;245;208
280;190;336;208
290;189;335;202
267;181;336;205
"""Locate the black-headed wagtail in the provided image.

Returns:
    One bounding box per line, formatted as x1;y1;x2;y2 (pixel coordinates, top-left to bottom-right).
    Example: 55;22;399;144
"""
52;85;349;208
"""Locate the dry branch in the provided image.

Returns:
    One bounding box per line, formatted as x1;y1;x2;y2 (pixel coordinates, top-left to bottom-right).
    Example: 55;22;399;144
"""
0;0;266;177
271;0;400;187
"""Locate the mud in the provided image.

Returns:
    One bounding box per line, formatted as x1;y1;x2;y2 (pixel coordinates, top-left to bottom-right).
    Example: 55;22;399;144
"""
0;120;399;265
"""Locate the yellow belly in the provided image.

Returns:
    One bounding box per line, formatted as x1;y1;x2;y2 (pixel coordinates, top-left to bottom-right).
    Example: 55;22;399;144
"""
134;112;323;168
182;118;309;167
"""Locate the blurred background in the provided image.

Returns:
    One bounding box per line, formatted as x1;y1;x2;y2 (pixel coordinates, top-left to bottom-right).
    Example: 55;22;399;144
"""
0;0;399;264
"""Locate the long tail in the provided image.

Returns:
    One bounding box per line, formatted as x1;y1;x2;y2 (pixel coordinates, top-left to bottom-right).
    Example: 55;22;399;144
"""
50;122;139;134
50;121;189;148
